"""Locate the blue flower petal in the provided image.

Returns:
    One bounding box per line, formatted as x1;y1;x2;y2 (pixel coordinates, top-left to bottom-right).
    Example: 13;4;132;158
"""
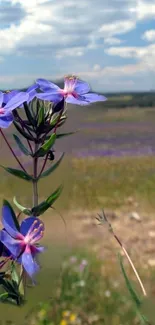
20;217;43;236
4;92;29;112
83;93;107;103
0;92;4;107
27;84;38;92
27;84;38;103
36;79;60;91
2;205;21;238
36;92;63;103
66;95;90;106
74;80;90;95
22;248;40;278
31;246;45;258
3;90;19;104
0;113;13;128
0;230;22;257
34;246;45;254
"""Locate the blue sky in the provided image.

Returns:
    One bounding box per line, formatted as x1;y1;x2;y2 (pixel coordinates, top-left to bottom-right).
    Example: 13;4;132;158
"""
0;0;155;92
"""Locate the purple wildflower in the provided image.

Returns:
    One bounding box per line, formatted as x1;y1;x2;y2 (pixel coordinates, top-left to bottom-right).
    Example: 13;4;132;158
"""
0;238;11;258
35;76;107;105
0;91;29;128
3;84;38;105
79;259;88;272
0;205;44;278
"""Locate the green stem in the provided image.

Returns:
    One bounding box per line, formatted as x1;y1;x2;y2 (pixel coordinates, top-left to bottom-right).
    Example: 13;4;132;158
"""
33;143;39;207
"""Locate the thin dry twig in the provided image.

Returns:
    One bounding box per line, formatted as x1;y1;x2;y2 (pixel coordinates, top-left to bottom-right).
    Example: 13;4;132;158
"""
96;209;147;297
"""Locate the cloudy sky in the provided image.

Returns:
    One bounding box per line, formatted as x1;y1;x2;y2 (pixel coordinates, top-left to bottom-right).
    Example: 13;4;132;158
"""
0;0;155;92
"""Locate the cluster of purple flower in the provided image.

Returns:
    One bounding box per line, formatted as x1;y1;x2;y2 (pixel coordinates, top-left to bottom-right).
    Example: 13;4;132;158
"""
0;76;107;129
0;76;107;304
0;204;44;278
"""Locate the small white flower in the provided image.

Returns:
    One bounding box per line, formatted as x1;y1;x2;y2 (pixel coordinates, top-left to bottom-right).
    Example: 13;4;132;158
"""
104;290;111;297
78;280;85;287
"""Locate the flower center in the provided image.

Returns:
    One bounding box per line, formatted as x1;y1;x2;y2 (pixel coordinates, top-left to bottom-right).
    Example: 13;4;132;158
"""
61;76;78;98
0;108;5;115
24;220;44;245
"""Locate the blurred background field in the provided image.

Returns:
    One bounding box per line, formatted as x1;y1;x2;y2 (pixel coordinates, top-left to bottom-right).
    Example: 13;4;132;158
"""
1;102;155;324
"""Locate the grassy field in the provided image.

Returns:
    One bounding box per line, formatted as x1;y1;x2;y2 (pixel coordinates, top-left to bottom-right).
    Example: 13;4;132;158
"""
1;105;155;323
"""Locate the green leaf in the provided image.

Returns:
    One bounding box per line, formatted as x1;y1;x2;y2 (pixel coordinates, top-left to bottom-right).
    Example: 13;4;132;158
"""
119;254;141;307
119;255;149;324
37;105;45;126
13;121;34;141
0;165;33;181
3;200;20;231
0;292;9;302
23;102;36;127
57;116;67;127
40;153;65;179
56;131;77;139
13;197;31;216
31;184;63;216
18;266;24;296
0;277;23;305
50;114;60;126
34;133;56;157
46;185;63;205
13;134;31;156
11;263;19;285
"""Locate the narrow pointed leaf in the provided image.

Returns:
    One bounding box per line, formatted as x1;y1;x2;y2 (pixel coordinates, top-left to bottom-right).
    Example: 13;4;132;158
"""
119;254;141;307
13;121;34;141
57;116;67;127
31;184;63;216
50;114;60;126
23;102;36;126
13;134;31;156
37;106;45;126
0;165;33;181
39;153;65;179
119;255;149;323
56;131;77;139
3;200;20;231
50;113;66;127
0;292;9;302
34;133;56;157
13;197;31;215
46;184;63;205
11;263;19;285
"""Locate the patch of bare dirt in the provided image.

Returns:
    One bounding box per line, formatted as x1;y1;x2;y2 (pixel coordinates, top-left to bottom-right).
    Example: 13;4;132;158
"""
44;204;155;272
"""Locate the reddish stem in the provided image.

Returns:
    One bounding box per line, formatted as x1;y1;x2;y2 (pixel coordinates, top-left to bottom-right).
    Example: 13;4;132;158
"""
0;129;27;173
38;153;48;178
0;256;12;269
53;109;63;133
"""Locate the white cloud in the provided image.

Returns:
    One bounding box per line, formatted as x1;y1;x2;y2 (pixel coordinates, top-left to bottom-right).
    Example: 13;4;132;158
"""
0;0;138;57
99;20;136;37
56;47;84;59
106;44;155;72
1;0;155;91
93;64;101;72
142;30;155;42
1;0;155;59
79;63;146;79
104;37;123;45
133;0;155;20
106;46;147;58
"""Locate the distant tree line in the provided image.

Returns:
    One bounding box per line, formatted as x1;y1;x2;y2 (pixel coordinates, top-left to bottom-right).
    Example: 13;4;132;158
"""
103;92;155;109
